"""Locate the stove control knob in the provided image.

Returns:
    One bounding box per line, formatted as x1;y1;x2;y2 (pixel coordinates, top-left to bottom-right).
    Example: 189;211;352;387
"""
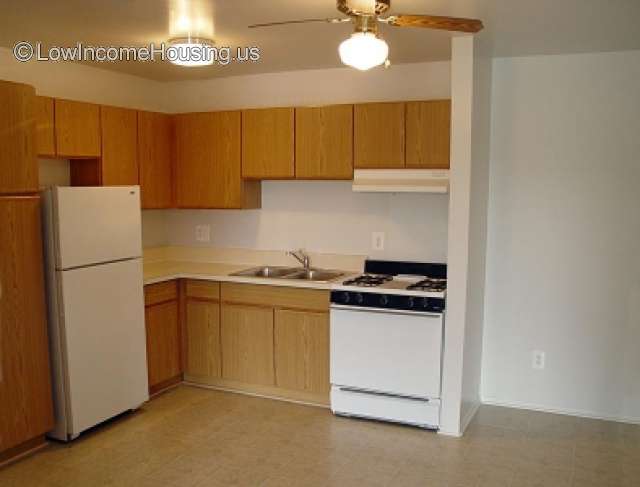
379;295;389;307
354;293;364;305
341;292;351;304
407;297;416;309
421;298;431;309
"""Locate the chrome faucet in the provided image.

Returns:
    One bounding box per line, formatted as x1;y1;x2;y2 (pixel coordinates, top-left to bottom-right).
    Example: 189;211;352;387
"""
288;249;310;269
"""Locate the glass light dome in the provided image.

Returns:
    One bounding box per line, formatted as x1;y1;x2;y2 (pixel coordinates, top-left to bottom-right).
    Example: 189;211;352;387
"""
339;32;389;71
167;37;215;67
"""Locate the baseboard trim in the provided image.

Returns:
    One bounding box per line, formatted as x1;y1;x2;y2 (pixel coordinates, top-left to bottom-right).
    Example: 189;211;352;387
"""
0;436;49;469
149;374;183;397
183;380;330;409
437;429;462;438
481;397;640;425
460;401;481;433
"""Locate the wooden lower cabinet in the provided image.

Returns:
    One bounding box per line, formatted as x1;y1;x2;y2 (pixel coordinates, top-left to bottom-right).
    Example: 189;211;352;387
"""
185;299;221;379
221;304;275;386
274;310;330;395
144;282;182;394
178;281;330;406
0;196;54;454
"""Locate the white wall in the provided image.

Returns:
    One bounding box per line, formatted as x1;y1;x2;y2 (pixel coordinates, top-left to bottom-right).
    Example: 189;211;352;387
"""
163;60;451;112
482;50;640;422
461;36;492;431
439;35;491;436
0;47;167;111
160;181;449;262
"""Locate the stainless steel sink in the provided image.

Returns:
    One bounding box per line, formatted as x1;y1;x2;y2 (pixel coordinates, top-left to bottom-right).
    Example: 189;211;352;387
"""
230;266;343;282
230;266;300;278
283;269;344;282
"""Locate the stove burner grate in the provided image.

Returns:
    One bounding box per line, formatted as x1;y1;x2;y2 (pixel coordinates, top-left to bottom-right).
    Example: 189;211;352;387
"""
406;278;447;292
343;274;393;287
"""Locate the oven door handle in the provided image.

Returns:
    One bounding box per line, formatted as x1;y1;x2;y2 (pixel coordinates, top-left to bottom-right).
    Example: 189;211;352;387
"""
330;304;443;318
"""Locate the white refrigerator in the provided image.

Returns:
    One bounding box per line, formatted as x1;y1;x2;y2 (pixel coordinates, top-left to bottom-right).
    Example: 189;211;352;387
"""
41;186;149;441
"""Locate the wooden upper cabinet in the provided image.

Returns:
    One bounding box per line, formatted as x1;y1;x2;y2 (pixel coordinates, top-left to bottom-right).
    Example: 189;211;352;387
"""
55;99;101;158
406;100;451;169
354;102;405;169
100;106;138;185
138;111;174;208
175;111;260;209
35;96;56;157
295;105;353;180
0;196;54;451
242;108;295;179
0;80;38;194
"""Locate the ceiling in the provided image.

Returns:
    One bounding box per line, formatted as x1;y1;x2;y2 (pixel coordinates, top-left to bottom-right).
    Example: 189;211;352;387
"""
1;0;639;81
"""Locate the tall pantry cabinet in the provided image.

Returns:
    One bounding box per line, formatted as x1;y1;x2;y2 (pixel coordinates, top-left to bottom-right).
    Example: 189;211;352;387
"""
0;80;54;462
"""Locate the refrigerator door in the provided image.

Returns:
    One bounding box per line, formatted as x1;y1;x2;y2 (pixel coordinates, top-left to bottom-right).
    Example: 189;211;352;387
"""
57;258;148;439
53;186;142;270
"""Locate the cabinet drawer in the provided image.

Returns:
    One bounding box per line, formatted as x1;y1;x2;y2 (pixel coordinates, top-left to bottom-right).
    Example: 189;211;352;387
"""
144;280;178;306
221;283;329;312
185;280;220;300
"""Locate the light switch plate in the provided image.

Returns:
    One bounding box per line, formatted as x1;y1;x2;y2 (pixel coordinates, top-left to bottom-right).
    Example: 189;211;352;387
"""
195;224;211;243
372;232;385;251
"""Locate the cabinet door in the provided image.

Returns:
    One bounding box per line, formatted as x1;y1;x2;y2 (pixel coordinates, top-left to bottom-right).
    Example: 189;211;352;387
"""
221;304;274;385
35;96;56;157
242;108;294;179
354;102;405;168
55;99;101;158
0;196;53;451
138;111;173;209
145;300;181;391
406;100;451;169
100;106;138;185
175;111;261;209
185;300;221;379
295;105;353;180
0;81;38;194
274;310;329;394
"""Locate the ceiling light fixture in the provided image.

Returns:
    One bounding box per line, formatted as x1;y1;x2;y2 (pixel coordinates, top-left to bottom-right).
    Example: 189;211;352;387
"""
339;32;388;71
167;36;215;67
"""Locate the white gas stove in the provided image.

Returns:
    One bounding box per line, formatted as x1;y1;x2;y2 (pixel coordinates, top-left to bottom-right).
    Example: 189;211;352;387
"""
329;260;446;429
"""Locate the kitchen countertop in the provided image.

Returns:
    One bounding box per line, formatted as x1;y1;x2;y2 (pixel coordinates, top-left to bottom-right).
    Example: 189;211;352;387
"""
143;260;357;290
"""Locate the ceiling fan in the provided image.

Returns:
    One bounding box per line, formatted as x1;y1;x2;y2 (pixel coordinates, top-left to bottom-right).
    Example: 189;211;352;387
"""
248;0;484;71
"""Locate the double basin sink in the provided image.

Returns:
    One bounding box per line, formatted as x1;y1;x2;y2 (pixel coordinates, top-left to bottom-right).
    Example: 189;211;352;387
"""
230;266;343;283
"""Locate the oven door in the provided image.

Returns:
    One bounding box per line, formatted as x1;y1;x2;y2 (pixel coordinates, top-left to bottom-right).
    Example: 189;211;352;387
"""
330;305;443;399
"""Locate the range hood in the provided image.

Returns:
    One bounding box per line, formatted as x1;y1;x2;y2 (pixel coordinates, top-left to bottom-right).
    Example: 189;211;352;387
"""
352;169;449;193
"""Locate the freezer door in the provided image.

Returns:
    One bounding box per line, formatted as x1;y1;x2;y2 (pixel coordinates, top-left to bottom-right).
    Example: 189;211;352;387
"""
58;258;148;438
330;307;443;398
53;186;142;269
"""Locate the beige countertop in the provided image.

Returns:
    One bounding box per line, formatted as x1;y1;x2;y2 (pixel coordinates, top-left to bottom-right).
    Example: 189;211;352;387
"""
143;260;357;290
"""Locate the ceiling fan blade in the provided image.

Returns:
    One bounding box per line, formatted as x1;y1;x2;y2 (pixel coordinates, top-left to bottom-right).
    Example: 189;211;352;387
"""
248;18;347;28
384;14;483;33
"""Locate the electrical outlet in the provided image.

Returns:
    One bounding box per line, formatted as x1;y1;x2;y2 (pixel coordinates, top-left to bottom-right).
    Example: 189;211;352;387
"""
532;350;546;370
372;232;385;251
195;224;211;243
